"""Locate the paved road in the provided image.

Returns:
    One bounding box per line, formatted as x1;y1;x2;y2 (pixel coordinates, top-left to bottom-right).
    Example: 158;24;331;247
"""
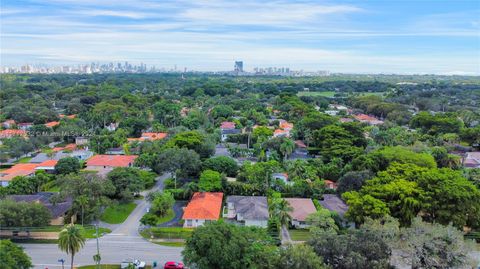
22;173;184;269
281;225;292;244
158;201;186;228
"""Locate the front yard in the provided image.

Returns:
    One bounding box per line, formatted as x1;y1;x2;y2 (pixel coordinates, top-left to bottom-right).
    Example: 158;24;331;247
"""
100;203;137;224
289;229;311;241
140;227;193;240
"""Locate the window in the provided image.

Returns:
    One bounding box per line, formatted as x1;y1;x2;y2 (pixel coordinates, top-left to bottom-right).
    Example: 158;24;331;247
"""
186;220;192;227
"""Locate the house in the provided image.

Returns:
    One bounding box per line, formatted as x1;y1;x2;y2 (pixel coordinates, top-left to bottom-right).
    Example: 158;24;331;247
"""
464;152;480;168
0;129;27;139
0;163;39;186
284;198;317;229
220;121;236;130
17;123;33;130
52;144;77;152
2;120;16;129
105;147;125;155
45;121;60;128
339;118;354;123
279;121;293;131
29;152;70;163
318;195;348;217
223;196;269;227
127;132;168;142
353;114;384;125
273;129;289;138
324;180;338;190
75;137;89;146
85;155;137;174
318;194;353;227
106;122;119;131
272;173;293;185
34;160;58;173
8;192;73;225
220;122;240;142
182;192;223;228
221;128;241;142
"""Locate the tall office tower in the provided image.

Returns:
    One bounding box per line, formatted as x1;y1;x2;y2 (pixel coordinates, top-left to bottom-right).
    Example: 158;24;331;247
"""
234;61;243;72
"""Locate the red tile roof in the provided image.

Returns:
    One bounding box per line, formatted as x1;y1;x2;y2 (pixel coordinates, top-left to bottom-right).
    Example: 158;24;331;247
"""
142;132;167;140
279;122;293;130
295;140;307;148
182;192;223;220
285;198;317;221
45;121;60;128
220;121;236;129
0;163;39;181
0;129;27;138
86;155;138;167
35;160;58;169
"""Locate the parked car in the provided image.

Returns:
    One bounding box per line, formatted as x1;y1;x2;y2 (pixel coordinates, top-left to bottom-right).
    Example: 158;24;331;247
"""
164;261;184;269
121;259;146;269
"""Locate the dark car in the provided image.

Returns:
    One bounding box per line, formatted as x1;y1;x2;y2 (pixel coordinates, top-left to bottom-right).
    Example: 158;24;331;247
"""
164;261;184;269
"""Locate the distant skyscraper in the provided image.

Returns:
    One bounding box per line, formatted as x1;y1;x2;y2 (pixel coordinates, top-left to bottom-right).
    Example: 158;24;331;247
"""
234;61;243;72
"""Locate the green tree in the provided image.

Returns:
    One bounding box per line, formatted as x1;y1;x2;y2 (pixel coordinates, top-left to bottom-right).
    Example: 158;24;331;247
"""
149;191;175;217
269;194;293;228
337;170;373;194
58;224;86;269
0;200;51;227
203;156;239;177
274;244;327;269
198;170;223;192
107;167;145;202
0;239;33;269
308;229;391;269
182;222;274;269
55;157;81;175
313;124;365;162
342;192;390;225
154;148;202;186
306;208;339;235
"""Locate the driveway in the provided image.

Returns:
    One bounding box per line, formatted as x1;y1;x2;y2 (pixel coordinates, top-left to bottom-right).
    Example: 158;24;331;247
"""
157;201;187;227
22;173;184;268
281;225;292;244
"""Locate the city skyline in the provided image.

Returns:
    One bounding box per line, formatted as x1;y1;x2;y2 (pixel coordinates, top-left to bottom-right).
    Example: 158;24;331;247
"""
1;0;479;75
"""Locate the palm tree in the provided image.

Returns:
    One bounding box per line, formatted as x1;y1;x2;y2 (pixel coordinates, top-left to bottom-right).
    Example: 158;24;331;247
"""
77;195;89;226
280;139;295;162
275;199;293;228
58;224;86;269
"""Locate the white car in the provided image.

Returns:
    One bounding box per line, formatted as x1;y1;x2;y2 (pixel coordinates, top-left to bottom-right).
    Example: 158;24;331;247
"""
121;259;146;269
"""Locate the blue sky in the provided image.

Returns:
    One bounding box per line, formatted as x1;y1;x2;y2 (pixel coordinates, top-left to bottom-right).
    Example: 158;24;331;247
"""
1;0;479;74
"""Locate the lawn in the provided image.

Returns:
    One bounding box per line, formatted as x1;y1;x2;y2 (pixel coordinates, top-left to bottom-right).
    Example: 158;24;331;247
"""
17;157;32;163
297;91;336;97
157;209;175;224
141;227;193;240
82;227;112;238
289;229;311;241
154;241;185;247
100;203;137;224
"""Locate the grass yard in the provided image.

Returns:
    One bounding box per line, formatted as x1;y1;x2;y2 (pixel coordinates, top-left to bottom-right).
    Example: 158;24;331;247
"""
289;229;311;241
154;241;185;247
17;157;32;163
157;209;175;224
297;91;336;97
141;227;193;240
82;227;111;238
100;203;137;224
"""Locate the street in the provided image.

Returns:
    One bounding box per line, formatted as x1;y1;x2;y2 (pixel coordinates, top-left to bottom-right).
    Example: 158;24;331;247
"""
22;173;184;268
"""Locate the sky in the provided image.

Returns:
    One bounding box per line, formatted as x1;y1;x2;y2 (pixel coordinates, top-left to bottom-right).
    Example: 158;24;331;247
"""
1;0;479;74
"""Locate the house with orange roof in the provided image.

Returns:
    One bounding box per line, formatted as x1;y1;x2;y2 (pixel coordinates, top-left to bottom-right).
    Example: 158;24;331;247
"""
2;120;16;129
0;163;39;186
128;132;168;143
182;192;224;228
284;198;317;228
45;121;60;128
0;129;27;139
35;160;58;172
279;121;293;131
353;114;384;125
324;180;338;190
85;155;137;176
273;129;289;138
